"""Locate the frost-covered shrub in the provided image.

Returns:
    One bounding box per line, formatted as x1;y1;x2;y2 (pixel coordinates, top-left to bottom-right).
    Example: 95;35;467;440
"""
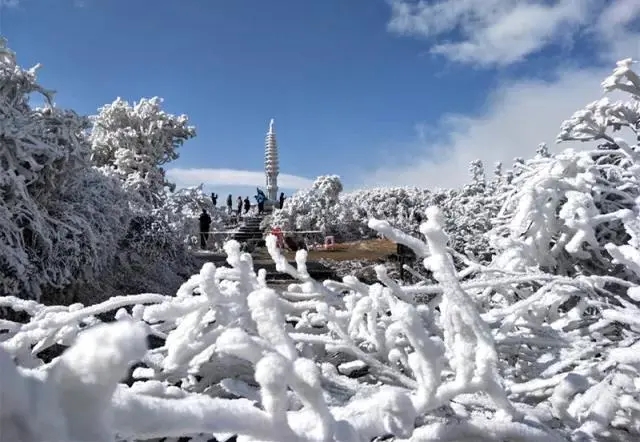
273;178;499;263
0;210;526;442
0;40;200;303
312;173;343;200
4;195;640;440
87;94;199;299
272;174;344;234
491;58;640;278
0;40;129;303
89;94;196;254
90;96;195;209
165;184;233;247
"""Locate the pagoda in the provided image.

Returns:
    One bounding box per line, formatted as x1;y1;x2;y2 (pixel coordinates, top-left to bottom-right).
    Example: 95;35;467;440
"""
264;118;279;201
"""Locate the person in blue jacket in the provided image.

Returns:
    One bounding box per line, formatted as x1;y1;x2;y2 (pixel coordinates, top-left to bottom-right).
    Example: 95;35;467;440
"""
255;190;266;214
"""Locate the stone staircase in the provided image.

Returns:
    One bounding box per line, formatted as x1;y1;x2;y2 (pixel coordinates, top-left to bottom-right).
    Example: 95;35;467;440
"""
232;215;265;245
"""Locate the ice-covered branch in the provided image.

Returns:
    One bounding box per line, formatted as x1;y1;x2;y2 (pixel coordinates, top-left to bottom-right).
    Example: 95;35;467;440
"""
0;322;147;442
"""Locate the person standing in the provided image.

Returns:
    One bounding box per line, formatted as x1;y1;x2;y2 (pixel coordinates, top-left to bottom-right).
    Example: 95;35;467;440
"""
255;192;265;215
226;194;233;214
199;208;212;249
211;193;218;207
236;196;242;217
243;197;251;214
279;192;285;209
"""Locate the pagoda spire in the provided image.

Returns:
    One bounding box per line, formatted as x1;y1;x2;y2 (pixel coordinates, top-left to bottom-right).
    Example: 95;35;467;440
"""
264;118;279;201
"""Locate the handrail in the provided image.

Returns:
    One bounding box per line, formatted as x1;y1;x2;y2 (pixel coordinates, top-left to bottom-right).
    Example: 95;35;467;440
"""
199;230;325;235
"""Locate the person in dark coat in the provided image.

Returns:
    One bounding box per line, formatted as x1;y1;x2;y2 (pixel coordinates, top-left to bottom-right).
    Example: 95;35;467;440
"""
199;209;212;249
236;196;242;217
243;197;251;214
226;194;233;214
211;193;218;207
279;192;285;209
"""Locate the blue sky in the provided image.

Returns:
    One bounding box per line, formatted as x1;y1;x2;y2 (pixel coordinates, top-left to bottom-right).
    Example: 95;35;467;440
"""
3;0;639;196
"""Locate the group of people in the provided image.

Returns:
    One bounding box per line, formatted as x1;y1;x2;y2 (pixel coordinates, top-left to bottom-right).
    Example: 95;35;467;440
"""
219;189;286;216
197;189;288;249
212;193;251;215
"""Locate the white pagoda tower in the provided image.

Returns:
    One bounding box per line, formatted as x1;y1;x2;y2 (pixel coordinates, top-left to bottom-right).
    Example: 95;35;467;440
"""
264;118;279;201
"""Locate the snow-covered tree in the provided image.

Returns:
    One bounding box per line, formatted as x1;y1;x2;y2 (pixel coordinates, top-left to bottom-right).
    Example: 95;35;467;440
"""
468;159;486;190
164;184;233;248
535;142;551;158
0;39;128;303
0;40;201;303
491;58;640;277
311;174;343;202
90;96;196;208
271;175;344;234
87;97;198;299
272;180;499;263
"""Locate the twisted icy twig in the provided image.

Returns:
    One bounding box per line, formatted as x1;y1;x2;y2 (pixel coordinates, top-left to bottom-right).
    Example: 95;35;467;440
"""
1;293;168;364
265;234;341;305
422;207;520;416
370;207;520;418
0;321;147;442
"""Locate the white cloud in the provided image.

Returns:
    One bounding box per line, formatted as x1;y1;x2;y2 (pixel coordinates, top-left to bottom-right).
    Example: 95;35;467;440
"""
366;0;640;190
595;0;640;62
387;0;639;67
363;64;625;189
166;168;314;190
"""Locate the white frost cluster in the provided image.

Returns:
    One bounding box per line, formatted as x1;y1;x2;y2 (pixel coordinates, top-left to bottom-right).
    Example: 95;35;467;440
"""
1;213;527;442
6;187;640;440
90;96;195;208
0;39;201;303
272;173;501;262
0;38;130;302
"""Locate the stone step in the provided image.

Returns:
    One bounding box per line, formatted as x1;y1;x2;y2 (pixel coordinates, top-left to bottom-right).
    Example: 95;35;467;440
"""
238;222;261;228
233;235;263;241
234;230;263;236
232;232;264;241
236;225;261;230
235;227;260;232
235;227;262;233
